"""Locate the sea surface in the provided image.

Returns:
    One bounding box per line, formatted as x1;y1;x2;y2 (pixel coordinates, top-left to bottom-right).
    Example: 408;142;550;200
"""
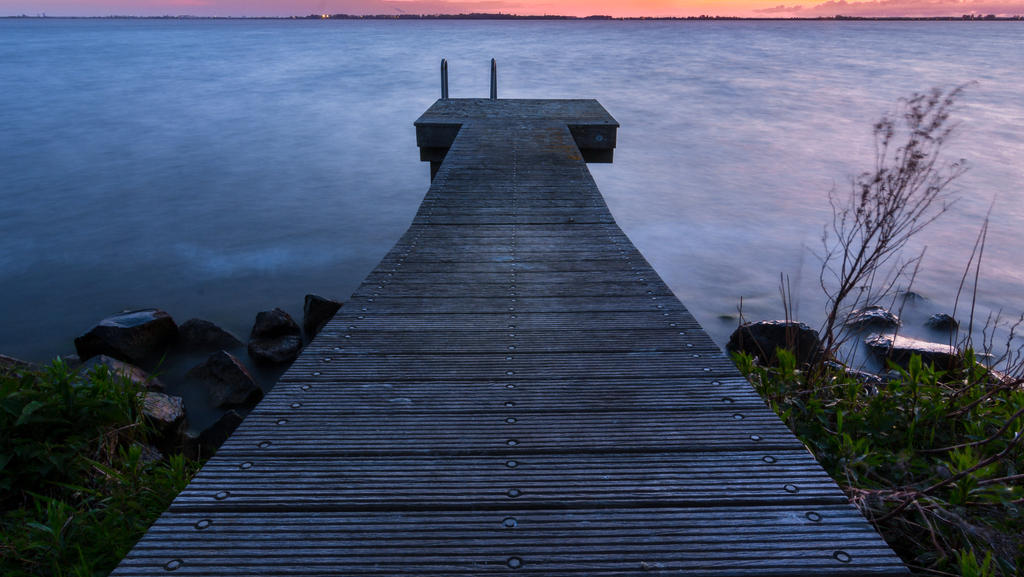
2;18;1023;370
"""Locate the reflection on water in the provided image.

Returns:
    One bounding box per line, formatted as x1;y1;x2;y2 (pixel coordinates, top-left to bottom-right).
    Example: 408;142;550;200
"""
1;19;1022;368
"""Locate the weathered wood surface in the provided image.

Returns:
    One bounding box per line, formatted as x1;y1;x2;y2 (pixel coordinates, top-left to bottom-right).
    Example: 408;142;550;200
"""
113;99;907;576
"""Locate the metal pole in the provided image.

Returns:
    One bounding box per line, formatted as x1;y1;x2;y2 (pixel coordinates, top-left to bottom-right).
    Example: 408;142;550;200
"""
490;58;497;100
441;58;449;99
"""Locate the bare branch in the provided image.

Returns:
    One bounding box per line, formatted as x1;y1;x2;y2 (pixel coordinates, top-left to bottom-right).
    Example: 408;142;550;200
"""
818;85;970;360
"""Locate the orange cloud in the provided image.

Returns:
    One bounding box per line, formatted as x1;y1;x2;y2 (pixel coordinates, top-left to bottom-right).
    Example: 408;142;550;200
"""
798;0;1024;16
754;3;804;12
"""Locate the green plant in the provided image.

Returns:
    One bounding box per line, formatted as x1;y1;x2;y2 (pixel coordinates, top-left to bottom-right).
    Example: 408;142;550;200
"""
1;360;200;576
957;548;996;577
736;349;1022;576
1;359;135;498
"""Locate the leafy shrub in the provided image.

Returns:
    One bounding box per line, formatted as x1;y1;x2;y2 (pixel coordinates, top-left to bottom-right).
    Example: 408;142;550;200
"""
1;360;199;576
737;349;1023;576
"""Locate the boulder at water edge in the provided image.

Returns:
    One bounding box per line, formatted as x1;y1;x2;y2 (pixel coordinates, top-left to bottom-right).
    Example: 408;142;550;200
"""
727;320;825;367
248;308;303;364
74;309;178;365
62;354;82;369
186;350;263;409
0;353;34;374
140;391;187;452
865;333;961;371
926;313;959;331
182;409;246;460
303;294;342;339
178;318;243;351
845;306;900;329
81;354;165;391
199;409;244;456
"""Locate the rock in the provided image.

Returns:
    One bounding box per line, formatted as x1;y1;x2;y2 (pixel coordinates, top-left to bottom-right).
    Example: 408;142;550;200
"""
178;318;242;351
181;431;202;460
864;333;961;370
824;360;885;388
74;309;178;365
845;306;900;329
133;442;165;465
81;354;165;391
985;368;1022;388
726;320;825;367
186;351;263;409
926;313;959;331
140;391;187;452
198;409;245;456
248;308;303;364
248;334;303;364
141;391;185;429
251;308;301;339
0;353;35;374
303;294;342;339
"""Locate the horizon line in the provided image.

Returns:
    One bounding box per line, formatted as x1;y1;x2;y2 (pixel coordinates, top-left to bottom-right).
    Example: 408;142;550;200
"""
4;13;1023;21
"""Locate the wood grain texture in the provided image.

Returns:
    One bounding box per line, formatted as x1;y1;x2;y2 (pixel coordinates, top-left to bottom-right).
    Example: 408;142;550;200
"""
112;99;906;576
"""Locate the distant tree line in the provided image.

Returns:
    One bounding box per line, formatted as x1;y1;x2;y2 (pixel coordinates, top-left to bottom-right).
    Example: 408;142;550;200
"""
5;13;1021;20
299;13;1023;21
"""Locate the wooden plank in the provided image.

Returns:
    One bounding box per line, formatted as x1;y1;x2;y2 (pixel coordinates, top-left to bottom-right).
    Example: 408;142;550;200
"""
113;507;901;576
214;410;806;456
172;451;848;511
392;224;623;237
369;261;649;273
317;311;700;331
362;271;667;285
264;376;764;409
335;296;698;314
299;329;718;354
271;351;739;381
350;284;673;299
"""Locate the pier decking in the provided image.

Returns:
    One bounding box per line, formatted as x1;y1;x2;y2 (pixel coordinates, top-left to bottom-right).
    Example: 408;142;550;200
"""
113;99;907;576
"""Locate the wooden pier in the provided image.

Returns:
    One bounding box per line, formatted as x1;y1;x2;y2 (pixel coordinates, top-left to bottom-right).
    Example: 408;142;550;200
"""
113;99;907;576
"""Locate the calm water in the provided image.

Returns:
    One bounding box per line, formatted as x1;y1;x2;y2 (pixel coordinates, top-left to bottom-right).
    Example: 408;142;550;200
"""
2;19;1023;366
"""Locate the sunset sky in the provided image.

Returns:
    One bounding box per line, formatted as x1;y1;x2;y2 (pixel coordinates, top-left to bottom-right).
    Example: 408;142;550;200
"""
3;0;1024;18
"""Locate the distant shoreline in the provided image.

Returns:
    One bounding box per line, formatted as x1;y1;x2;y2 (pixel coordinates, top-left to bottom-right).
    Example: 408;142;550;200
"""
3;14;1023;21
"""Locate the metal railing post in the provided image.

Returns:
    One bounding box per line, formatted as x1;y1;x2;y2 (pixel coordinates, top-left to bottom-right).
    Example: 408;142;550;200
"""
490;58;497;100
441;58;449;99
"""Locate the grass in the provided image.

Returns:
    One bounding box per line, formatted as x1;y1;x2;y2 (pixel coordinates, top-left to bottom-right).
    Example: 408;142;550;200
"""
735;348;1023;577
0;359;200;577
